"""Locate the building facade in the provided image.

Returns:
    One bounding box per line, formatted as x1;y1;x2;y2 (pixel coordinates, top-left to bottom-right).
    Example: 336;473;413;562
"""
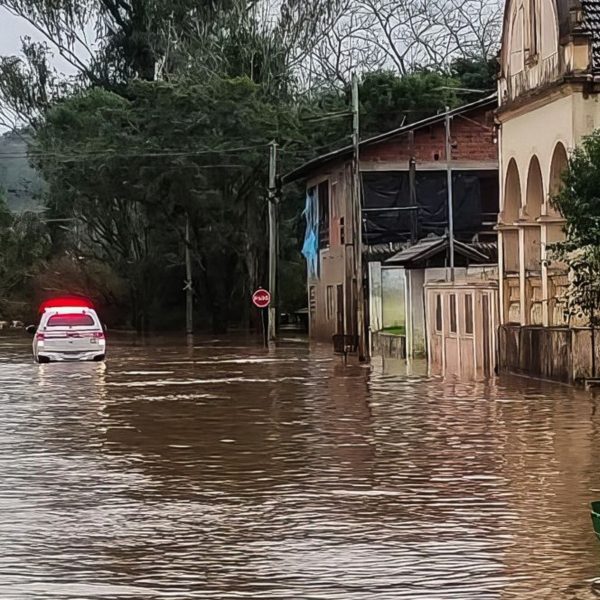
497;0;600;381
286;99;499;355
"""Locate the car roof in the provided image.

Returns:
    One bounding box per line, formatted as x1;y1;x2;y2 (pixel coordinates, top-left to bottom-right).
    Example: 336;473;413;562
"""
43;306;98;313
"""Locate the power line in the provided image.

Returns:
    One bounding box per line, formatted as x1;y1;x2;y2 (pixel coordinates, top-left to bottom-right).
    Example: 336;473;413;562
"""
0;143;272;161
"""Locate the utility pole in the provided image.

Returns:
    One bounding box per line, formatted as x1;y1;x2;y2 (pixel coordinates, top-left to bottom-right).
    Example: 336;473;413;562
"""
445;106;455;282
352;73;367;361
268;140;279;342
185;215;193;335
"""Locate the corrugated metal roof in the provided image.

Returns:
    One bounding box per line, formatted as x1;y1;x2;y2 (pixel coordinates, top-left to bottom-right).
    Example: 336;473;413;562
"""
384;236;492;266
582;0;600;70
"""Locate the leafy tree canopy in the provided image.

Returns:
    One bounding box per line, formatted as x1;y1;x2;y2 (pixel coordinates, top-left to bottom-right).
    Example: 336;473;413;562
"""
552;131;600;327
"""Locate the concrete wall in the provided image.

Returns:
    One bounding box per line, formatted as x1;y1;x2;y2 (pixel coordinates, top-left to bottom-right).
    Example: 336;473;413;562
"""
407;270;426;357
371;332;407;359
498;325;600;383
381;268;406;329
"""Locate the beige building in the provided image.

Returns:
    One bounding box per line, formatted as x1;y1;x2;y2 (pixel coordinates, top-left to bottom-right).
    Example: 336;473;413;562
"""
497;0;600;381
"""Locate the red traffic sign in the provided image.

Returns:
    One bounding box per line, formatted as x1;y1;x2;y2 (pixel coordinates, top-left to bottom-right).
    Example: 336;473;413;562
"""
252;289;271;309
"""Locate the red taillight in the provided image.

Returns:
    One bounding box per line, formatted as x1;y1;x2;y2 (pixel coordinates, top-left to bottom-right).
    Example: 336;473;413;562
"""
92;332;105;340
36;333;45;341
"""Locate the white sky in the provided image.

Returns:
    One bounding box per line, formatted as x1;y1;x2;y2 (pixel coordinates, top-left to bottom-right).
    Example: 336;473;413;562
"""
0;7;76;132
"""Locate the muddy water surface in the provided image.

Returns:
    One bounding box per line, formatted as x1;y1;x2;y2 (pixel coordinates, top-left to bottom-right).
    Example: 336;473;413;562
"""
1;334;600;599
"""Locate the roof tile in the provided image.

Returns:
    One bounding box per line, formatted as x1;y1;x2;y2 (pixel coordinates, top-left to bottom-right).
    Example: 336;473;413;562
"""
582;0;600;70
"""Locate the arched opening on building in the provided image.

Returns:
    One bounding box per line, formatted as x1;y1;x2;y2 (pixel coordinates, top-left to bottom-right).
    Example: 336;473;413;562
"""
503;158;521;223
546;142;569;325
524;155;544;324
525;155;544;220
502;159;521;279
548;142;568;215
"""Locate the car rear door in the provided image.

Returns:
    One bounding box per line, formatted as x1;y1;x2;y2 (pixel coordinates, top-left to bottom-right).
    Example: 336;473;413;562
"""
41;311;102;353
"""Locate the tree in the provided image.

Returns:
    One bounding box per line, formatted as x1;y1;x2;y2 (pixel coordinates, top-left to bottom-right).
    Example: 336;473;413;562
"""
551;131;600;331
358;69;461;137
32;76;301;332
305;0;503;87
0;195;51;319
451;56;498;94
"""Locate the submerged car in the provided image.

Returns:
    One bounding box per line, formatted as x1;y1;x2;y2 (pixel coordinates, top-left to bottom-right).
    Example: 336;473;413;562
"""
29;298;106;363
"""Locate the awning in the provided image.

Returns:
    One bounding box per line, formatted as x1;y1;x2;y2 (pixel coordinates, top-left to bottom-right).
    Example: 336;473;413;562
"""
385;236;491;267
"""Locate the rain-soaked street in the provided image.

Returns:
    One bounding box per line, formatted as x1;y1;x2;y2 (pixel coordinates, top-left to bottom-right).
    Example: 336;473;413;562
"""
2;333;600;599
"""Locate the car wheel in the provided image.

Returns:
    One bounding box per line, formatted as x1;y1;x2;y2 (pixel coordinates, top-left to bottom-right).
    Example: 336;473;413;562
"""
93;355;106;362
37;356;50;364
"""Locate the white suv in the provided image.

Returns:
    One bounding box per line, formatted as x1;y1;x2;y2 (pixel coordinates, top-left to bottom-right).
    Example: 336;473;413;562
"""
31;306;106;363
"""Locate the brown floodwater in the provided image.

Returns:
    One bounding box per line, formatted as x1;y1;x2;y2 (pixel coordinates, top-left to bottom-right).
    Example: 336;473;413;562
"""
1;333;600;599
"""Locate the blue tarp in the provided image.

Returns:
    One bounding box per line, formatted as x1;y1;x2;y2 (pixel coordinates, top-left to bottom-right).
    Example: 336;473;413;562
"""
302;187;319;279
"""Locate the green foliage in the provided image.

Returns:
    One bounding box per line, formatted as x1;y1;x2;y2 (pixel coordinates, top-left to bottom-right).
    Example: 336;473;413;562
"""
450;56;498;94
32;76;301;332
358;70;461;138
0;194;51;319
0;0;498;331
551;131;600;326
552;131;600;249
0;131;45;212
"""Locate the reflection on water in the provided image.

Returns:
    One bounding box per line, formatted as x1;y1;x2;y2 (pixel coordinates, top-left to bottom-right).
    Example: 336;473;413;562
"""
1;334;600;598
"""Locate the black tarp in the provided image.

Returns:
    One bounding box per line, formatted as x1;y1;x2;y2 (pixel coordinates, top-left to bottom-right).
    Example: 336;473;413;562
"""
362;170;496;246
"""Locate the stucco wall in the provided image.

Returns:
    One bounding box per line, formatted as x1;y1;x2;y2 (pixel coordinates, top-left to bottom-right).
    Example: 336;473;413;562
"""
500;93;574;207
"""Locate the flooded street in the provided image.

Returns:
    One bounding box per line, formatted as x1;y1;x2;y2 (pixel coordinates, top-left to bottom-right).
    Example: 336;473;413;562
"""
1;335;600;598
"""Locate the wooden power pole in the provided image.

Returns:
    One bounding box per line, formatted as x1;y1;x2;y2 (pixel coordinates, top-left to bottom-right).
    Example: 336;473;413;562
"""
268;140;279;342
445;106;455;282
185;215;193;335
352;73;367;361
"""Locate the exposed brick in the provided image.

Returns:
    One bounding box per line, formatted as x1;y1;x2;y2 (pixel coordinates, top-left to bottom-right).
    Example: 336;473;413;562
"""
360;106;497;165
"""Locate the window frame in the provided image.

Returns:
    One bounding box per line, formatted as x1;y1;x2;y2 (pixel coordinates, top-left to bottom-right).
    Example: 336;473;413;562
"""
326;285;335;321
435;294;443;333
464;293;474;336
318;180;330;249
449;294;457;335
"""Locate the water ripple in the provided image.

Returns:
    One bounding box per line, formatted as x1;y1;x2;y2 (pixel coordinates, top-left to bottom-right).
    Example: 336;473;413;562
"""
0;335;599;598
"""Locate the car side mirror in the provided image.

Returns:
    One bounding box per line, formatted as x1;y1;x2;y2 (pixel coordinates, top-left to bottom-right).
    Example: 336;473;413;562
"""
102;323;107;332
25;325;36;335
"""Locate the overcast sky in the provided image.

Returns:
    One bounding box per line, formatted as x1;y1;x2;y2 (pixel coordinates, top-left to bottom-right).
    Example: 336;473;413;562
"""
0;7;76;132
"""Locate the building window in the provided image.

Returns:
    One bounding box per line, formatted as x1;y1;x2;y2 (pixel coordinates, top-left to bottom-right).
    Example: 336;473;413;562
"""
326;286;335;321
435;294;442;332
449;294;457;334
465;294;474;335
527;0;539;58
309;286;316;322
318;180;330;248
510;6;525;75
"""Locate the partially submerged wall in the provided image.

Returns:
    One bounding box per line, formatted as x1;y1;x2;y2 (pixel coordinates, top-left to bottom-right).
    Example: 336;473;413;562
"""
498;325;600;383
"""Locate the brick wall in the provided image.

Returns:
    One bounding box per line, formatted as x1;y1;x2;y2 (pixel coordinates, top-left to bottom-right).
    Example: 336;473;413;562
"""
360;106;497;165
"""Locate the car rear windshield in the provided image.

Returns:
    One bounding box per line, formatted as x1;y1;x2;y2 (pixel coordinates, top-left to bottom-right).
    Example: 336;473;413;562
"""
47;314;95;327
